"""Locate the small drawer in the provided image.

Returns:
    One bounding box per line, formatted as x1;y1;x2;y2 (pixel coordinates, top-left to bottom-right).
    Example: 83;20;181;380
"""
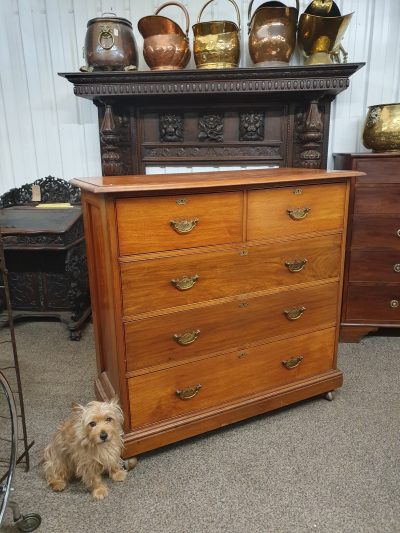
351;215;400;250
121;234;342;316
354;186;400;214
124;282;338;371
354;159;400;185
116;192;243;255
247;183;346;241
128;328;336;429
348;251;400;282
345;284;400;323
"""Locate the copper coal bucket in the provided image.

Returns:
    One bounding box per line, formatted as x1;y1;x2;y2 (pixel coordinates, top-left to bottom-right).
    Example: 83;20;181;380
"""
192;0;241;69
248;0;299;66
138;2;191;70
80;13;138;71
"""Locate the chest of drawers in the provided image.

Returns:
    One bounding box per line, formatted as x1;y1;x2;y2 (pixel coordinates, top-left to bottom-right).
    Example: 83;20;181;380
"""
73;168;359;458
334;153;400;342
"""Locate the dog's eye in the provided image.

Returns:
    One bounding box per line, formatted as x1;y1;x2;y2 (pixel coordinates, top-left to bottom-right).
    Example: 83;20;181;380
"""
106;417;113;422
89;421;96;427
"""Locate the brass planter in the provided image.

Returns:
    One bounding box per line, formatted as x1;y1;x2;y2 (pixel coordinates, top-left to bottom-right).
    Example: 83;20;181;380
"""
297;2;353;65
363;103;400;152
81;13;138;72
138;2;191;71
193;0;241;69
248;1;299;67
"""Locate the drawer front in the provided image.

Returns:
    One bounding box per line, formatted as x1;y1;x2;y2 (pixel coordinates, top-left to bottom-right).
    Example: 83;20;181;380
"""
247;183;346;241
125;282;338;371
354;159;400;185
351;216;400;250
354;186;400;214
116;192;243;255
345;284;400;322
348;250;400;282
121;234;342;316
128;328;336;428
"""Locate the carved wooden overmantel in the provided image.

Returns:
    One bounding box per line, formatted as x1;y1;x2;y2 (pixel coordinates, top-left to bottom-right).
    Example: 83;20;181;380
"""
60;64;364;175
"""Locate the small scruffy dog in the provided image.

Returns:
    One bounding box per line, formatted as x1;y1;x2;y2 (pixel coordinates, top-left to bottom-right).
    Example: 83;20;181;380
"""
43;399;126;499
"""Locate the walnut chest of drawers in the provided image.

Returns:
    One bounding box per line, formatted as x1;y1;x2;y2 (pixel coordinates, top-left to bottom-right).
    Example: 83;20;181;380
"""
334;152;400;342
72;168;359;458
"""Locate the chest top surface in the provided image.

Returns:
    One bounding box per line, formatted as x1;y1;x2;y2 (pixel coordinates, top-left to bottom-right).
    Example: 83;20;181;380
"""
71;168;363;196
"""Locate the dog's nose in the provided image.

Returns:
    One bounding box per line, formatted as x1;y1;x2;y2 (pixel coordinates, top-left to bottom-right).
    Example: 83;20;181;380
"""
100;431;108;441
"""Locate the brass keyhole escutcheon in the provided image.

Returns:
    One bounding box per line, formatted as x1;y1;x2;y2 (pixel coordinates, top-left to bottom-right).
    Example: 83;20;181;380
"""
176;198;187;205
239;249;248;256
239;301;248;308
293;188;303;195
389;299;399;309
238;351;247;359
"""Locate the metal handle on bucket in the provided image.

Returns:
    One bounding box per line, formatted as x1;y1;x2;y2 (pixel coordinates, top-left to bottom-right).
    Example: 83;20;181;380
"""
197;0;241;30
247;0;300;32
155;1;191;36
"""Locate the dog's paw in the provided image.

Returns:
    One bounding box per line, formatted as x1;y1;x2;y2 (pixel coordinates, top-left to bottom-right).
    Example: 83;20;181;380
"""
111;469;126;482
49;480;67;492
92;485;108;500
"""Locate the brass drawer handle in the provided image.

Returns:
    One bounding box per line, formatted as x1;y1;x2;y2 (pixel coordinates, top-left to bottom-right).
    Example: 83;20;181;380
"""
285;259;308;273
170;218;199;234
389;299;399;309
283;306;306;320
173;329;200;345
397;229;400;238
287;207;310;220
282;355;304;369
176;384;202;400
393;264;400;273
171;274;199;291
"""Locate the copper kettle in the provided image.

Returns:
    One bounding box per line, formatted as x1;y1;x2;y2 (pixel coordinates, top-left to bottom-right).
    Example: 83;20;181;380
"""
138;2;191;70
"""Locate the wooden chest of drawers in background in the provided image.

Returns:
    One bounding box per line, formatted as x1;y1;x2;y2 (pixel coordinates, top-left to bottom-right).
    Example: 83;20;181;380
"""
334;153;400;342
73;168;359;458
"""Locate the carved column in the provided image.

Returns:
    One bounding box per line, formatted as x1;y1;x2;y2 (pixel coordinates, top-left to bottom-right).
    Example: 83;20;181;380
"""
296;100;324;169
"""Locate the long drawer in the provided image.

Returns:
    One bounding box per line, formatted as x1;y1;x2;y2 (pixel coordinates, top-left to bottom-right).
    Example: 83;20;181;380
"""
345;284;400;322
348;250;400;282
121;234;342;316
354;186;400;214
116;192;243;255
124;282;338;371
351;216;400;250
128;328;336;429
247;183;346;241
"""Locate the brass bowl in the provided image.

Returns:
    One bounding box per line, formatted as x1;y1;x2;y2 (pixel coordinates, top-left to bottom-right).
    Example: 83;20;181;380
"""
363;103;400;152
297;8;353;65
193;0;241;69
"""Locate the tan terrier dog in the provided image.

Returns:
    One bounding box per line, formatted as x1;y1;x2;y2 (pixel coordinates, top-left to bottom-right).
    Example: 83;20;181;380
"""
43;399;126;499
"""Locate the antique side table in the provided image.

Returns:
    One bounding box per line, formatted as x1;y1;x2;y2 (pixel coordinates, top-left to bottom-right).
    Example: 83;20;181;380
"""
0;206;90;340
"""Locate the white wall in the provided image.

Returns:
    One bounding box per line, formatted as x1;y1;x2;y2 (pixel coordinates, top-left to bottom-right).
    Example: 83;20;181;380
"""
0;0;399;194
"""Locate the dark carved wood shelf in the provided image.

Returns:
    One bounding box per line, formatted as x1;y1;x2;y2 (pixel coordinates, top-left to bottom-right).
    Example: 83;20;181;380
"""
60;63;364;175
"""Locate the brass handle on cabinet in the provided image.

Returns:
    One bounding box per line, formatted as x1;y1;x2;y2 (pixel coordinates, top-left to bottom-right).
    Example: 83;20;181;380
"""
397;229;400;238
283;306;306;320
173;329;200;345
171;274;199;291
287;207;310;220
170;218;199;234
393;264;400;273
389;299;399;309
285;259;308;273
176;384;202;400
282;355;304;369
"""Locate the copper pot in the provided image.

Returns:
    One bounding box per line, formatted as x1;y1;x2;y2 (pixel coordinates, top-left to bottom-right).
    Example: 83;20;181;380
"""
80;13;138;72
248;1;299;67
363;103;400;152
138;2;191;71
193;0;241;69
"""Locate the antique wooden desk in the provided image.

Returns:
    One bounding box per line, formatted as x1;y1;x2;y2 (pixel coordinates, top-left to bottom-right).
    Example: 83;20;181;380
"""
0;206;90;340
73;167;362;458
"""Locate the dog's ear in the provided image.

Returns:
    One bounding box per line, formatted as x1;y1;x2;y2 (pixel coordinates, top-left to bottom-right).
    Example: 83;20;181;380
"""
108;397;124;424
109;396;120;406
71;402;84;413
